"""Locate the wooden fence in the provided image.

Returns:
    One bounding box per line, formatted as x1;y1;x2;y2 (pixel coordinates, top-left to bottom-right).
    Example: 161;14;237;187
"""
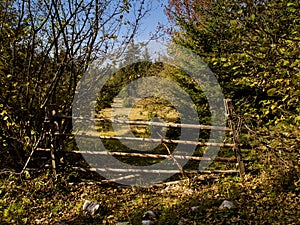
22;99;245;182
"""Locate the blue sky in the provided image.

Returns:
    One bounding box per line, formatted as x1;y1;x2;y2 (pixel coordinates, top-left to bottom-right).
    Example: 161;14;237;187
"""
135;0;170;41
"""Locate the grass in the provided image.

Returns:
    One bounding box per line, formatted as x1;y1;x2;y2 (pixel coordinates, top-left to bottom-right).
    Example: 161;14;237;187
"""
0;170;299;224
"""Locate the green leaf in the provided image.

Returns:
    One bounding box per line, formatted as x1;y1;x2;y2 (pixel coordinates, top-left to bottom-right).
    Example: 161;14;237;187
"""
230;20;238;26
288;7;296;12
250;14;255;21
283;60;289;66
287;2;295;7
267;88;277;96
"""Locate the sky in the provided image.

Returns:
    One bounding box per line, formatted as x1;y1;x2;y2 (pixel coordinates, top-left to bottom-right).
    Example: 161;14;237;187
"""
129;0;170;61
135;0;170;42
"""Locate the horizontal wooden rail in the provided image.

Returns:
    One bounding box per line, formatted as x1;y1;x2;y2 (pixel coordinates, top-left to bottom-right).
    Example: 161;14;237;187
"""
59;115;231;131
72;150;237;162
57;133;235;147
73;167;239;174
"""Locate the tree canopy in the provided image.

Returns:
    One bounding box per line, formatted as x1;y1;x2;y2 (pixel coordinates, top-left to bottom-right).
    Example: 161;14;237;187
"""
167;0;300;127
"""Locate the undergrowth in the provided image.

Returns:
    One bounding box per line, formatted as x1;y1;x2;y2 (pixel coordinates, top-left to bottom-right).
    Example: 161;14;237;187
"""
0;167;299;224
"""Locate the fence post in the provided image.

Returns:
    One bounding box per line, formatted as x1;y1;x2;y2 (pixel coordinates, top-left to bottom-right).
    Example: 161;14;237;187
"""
224;99;245;178
45;104;60;176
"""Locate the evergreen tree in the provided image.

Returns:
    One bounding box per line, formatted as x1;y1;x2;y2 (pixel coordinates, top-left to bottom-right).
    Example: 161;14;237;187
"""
167;0;300;127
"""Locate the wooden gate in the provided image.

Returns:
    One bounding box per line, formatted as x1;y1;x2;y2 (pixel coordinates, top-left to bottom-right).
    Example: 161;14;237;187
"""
22;99;245;183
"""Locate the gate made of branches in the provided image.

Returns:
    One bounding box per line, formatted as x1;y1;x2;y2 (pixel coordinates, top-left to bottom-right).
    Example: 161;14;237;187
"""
22;99;245;183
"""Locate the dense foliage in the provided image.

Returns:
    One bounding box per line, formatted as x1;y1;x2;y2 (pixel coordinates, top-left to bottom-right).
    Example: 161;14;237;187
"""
167;0;300;174
168;0;300;127
0;0;148;168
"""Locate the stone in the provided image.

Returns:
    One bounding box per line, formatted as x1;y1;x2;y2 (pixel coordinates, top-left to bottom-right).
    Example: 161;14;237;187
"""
219;200;234;209
82;200;100;216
